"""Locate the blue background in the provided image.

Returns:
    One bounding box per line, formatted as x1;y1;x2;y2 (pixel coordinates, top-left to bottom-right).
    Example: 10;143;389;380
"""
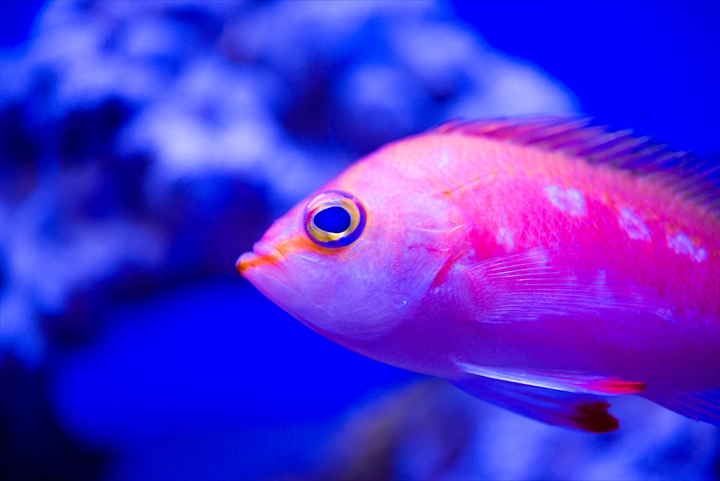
456;0;720;159
4;0;720;159
1;1;718;480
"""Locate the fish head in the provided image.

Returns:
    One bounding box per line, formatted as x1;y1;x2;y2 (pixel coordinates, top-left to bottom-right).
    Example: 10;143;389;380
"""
237;145;469;341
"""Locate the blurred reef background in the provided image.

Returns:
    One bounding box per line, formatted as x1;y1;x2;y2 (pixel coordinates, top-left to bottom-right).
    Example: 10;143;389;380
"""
0;1;718;480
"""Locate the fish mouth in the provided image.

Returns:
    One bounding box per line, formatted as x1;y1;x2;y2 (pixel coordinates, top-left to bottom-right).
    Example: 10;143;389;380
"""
237;234;319;276
235;246;284;275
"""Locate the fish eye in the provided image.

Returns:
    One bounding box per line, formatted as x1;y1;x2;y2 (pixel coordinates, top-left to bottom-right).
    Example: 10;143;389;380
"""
313;206;351;233
304;190;366;248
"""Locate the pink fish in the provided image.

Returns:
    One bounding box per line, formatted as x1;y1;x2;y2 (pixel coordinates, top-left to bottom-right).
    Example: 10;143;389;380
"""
237;119;719;432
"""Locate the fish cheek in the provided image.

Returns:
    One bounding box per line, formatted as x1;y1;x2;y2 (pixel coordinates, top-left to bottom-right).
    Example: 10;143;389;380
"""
324;238;407;338
268;232;396;339
387;195;475;308
292;254;338;310
292;191;469;339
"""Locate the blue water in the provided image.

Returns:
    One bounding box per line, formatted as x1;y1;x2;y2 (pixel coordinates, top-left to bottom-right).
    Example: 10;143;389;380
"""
455;0;720;158
51;278;417;479
1;1;718;480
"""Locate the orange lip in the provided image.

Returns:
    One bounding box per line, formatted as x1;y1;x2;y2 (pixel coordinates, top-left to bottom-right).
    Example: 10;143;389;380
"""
236;250;282;274
236;234;318;275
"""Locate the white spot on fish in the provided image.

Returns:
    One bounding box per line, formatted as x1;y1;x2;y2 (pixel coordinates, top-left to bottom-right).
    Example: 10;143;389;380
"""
619;208;651;241
438;148;451;168
654;307;674;322
667;232;707;262
544;185;586;216
496;227;515;250
526;247;549;267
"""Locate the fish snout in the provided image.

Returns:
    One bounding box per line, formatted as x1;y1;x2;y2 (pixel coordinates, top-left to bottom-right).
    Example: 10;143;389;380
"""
235;243;284;275
235;251;257;274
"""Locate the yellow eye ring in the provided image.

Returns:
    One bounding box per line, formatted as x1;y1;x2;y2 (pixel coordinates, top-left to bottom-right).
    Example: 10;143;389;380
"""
304;190;366;248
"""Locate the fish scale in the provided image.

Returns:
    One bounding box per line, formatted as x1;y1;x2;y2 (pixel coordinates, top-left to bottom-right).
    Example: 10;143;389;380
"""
402;132;718;318
238;118;719;432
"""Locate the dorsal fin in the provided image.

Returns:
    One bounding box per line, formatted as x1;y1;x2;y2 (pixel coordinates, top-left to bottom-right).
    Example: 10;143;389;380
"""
432;118;720;218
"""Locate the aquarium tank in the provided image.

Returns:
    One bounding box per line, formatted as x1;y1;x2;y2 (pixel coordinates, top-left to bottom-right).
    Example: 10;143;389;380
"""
0;1;718;480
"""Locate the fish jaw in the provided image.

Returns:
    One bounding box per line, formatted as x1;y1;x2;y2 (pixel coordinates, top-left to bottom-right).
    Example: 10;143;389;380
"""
236;241;289;295
237;244;298;306
236;229;311;275
236;236;395;340
236;249;281;274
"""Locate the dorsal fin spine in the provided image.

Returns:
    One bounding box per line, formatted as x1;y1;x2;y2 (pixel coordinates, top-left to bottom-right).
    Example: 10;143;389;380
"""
431;118;719;218
602;138;650;162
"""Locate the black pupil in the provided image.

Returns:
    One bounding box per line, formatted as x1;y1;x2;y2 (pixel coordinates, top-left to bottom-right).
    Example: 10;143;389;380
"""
313;206;351;234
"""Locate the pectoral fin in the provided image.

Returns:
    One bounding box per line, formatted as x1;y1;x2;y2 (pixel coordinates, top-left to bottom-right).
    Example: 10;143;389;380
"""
451;361;646;432
451;373;621;433
455;361;645;396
